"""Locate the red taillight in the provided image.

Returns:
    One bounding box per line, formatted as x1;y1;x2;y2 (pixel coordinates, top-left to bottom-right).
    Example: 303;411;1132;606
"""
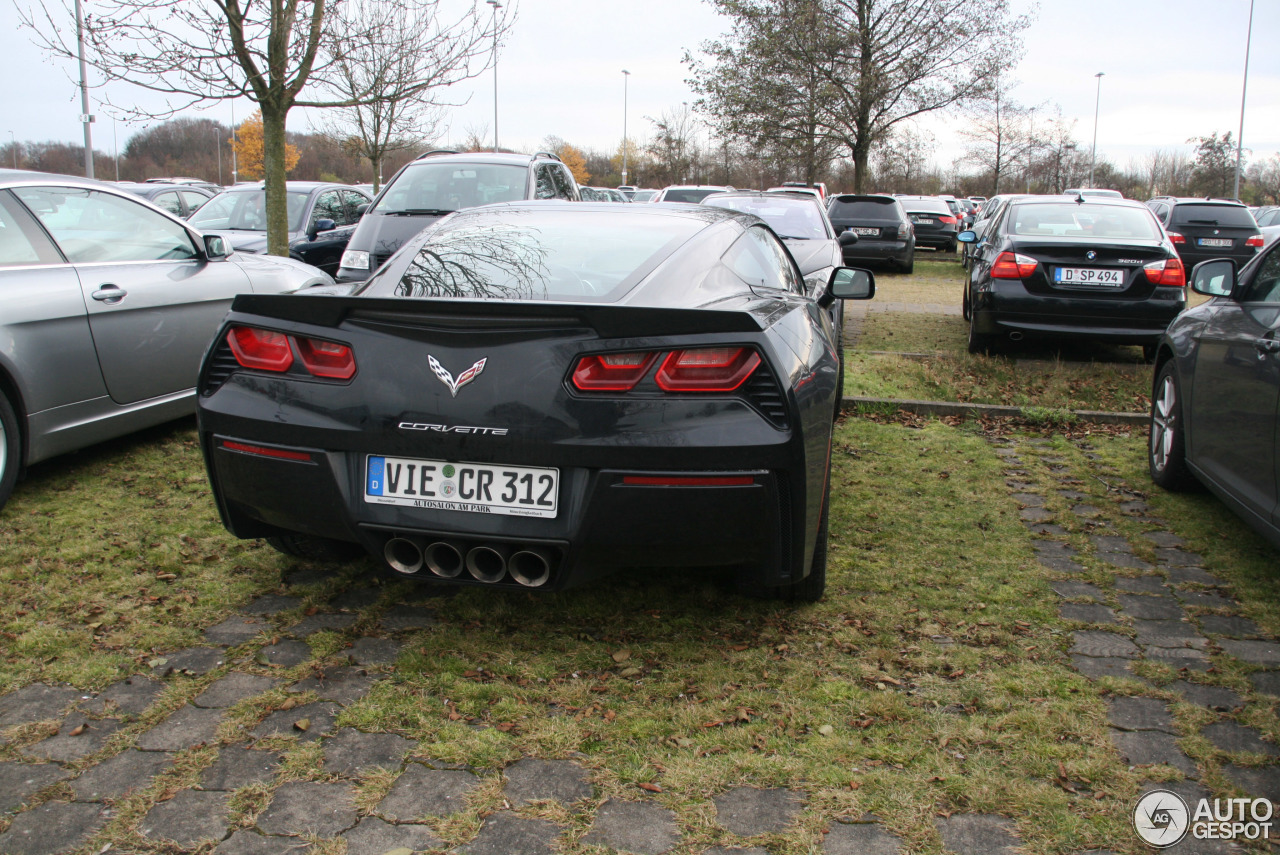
1167;231;1186;245
227;326;293;372
1246;235;1264;248
1144;257;1185;287
221;440;312;462
296;337;357;379
897;222;911;239
990;251;1038;279
938;215;958;224
622;475;756;486
572;352;656;391
655;347;760;392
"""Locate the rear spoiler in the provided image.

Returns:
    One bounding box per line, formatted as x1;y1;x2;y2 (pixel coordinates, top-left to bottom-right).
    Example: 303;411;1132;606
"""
229;294;765;339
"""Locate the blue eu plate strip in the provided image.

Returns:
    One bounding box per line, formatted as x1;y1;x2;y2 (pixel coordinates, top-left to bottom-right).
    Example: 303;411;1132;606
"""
366;456;385;496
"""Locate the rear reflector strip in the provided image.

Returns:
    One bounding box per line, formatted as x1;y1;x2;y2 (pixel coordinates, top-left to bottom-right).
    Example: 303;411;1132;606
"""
221;440;312;462
622;475;755;486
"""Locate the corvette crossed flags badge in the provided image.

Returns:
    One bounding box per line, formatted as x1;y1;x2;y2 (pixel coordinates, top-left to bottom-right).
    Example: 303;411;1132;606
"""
428;355;488;397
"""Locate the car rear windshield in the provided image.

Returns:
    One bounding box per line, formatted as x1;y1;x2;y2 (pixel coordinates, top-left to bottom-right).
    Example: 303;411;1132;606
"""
1170;204;1257;228
662;188;723;204
828;198;902;220
373;162;529;214
899;199;951;215
703;196;828;240
1008;203;1160;239
189;189;312;232
366;209;702;302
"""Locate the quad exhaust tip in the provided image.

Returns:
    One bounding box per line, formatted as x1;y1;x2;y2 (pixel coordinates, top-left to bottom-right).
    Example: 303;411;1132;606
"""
509;547;552;587
383;534;556;586
466;544;510;583
424;540;465;578
384;536;426;575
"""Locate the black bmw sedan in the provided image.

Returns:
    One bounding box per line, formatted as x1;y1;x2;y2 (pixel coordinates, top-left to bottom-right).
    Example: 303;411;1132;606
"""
961;196;1186;356
196;203;875;600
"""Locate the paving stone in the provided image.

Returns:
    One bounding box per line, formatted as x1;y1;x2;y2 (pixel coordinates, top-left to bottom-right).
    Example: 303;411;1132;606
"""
77;676;165;718
1059;603;1118;625
713;787;803;836
1143;531;1186;548
1171;681;1244;711
1143;647;1211;671
1119;500;1151;514
343;816;444;855
503;757;592;806
289;666;375;705
1100;552;1155;571
822;822;904;854
204;615;269;646
583;798;680;855
1201;721;1280;757
1010;492;1045;506
1197;615;1260;637
21;714;120;763
213;830;291;855
1072;504;1102;517
329;585;385;611
199;745;283;790
0;801;108;854
935;813;1020;855
1249;671;1280;696
458;812;561;855
1110;729;1198;776
1071;631;1139;659
1006;479;1036;491
1155;548;1204;567
1058;489;1090;501
1004;469;1030;479
1071;656;1138;681
1026;522;1069;537
1222;764;1280;802
1219;639;1280;666
379;604;439;632
1107;697;1175;733
377;764;481;820
70;749;172;801
994;448;1021;458
257;780;358;836
286;613;359;637
1019;507;1054;523
251;701;338;742
257;639;312;667
155;646;226;676
141;789;231;846
706;848;772;855
1164;566;1224;586
194;673;281;708
1118;594;1184;621
137;705;223;751
1114;575;1168;594
1090;535;1132;554
1177;591;1238;611
0;762;67;813
1034;543;1087;574
240;594;302;615
0;684;81;728
1052;581;1105;601
284;565;344;587
347;637;403;667
1132;620;1207;648
324;728;413;777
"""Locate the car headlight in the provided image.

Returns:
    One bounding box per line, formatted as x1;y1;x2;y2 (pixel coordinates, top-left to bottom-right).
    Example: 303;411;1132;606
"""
340;250;370;270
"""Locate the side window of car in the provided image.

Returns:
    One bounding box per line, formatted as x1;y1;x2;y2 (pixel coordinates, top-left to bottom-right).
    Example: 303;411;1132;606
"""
534;165;557;200
341;190;369;222
0;192;62;266
180;191;209;216
311;191;344;227
13;187;197;264
1240;248;1280;304
153;191;182;217
724;226;800;293
551;166;576;200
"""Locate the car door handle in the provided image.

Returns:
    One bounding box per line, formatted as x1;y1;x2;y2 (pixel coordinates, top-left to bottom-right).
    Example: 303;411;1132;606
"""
91;285;127;303
1255;337;1280;355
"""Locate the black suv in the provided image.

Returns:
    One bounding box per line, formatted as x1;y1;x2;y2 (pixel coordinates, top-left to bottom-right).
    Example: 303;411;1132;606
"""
1146;197;1263;269
336;150;579;283
826;194;915;272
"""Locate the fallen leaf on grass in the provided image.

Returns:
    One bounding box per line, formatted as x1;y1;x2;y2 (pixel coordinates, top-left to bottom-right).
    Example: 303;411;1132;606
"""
611;650;631;663
637;782;662;793
817;724;834;737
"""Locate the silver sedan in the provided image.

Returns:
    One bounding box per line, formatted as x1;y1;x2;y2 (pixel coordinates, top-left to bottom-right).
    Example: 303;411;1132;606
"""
0;169;332;512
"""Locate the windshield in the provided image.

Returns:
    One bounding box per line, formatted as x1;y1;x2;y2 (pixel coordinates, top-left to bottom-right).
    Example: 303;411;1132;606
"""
374;162;528;214
1009;203;1160;239
703;195;827;240
189;189;310;232
366;209;701;302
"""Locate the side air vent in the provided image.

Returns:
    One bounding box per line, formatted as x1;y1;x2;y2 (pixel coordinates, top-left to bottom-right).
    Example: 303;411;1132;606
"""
200;335;239;396
743;360;789;429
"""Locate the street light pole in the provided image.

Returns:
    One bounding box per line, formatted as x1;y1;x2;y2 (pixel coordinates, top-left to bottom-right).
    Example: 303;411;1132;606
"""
74;0;94;178
1089;72;1104;187
621;70;630;186
1233;0;1255;200
487;0;501;153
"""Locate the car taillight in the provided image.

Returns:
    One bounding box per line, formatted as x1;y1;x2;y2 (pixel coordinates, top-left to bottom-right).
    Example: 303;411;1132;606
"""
1246;235;1264;247
990;251;1038;279
938;215;958;224
296;337;357;379
897;222;911;239
1167;231;1186;244
1143;257;1185;287
572;352;656;391
227;326;293;372
655;347;760;392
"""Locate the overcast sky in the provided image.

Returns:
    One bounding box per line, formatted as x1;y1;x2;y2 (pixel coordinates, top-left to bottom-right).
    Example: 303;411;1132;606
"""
4;0;1277;176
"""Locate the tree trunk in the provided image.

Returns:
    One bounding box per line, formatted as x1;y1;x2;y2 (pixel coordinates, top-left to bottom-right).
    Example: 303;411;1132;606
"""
851;139;871;194
370;154;382;193
260;103;290;258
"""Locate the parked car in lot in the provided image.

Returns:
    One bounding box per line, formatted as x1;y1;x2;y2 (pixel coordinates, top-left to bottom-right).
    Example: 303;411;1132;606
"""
960;195;1185;356
580;187;630;202
896;196;959;252
1146;197;1263;270
336;150;578;283
117;181;215;219
825;194;915;273
1148;247;1280;550
196;202;875;600
1064;188;1124;200
0;169;333;512
189;181;372;276
631;189;658;202
144;176;222;194
650;185;734;204
961;194;1024;274
1254;206;1280;227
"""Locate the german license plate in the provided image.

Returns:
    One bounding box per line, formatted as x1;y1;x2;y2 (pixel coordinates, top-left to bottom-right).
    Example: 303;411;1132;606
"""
365;455;558;518
911;216;933;225
853;227;880;236
1054;267;1125;286
1198;238;1232;247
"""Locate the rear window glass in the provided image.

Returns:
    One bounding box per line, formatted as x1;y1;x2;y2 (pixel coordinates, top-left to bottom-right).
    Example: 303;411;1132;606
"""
703;195;828;240
1008;203;1160;239
1170;204;1257;228
661;188;722;204
898;199;951;215
375;162;529;214
828;199;902;220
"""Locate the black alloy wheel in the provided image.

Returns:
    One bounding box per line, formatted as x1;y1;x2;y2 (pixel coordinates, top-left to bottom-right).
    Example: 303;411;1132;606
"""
1148;361;1196;491
0;391;19;512
962;282;971;321
966;310;992;355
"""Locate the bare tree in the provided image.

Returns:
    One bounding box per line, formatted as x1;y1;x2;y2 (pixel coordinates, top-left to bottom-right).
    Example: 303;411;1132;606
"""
871;125;935;192
1246;153;1280;205
646;106;703;186
959;80;1036;195
20;0;506;255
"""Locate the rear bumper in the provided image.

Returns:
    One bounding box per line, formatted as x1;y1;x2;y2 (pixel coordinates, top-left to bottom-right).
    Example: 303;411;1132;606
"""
970;281;1185;343
842;240;912;266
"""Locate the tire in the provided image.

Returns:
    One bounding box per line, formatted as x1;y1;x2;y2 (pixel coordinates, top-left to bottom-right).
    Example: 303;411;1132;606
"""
946;241;958;254
962;283;971;321
901;253;914;275
267;533;365;563
780;474;829;603
967;312;992;355
0;390;20;513
1149;361;1196;491
1142;344;1157;363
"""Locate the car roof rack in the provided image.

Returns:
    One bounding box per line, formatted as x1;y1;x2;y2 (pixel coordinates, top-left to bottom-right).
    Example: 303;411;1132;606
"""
414;149;460;160
532;151;563;162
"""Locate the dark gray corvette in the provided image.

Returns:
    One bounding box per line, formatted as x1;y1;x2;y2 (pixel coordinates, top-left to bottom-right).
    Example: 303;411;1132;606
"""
1148;248;1280;549
197;203;874;600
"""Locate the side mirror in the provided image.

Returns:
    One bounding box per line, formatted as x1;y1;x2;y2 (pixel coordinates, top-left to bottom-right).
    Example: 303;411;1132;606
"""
355;204;369;217
307;218;336;241
837;231;859;246
203;233;229;259
1190;258;1236;297
957;230;977;243
819;267;875;307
